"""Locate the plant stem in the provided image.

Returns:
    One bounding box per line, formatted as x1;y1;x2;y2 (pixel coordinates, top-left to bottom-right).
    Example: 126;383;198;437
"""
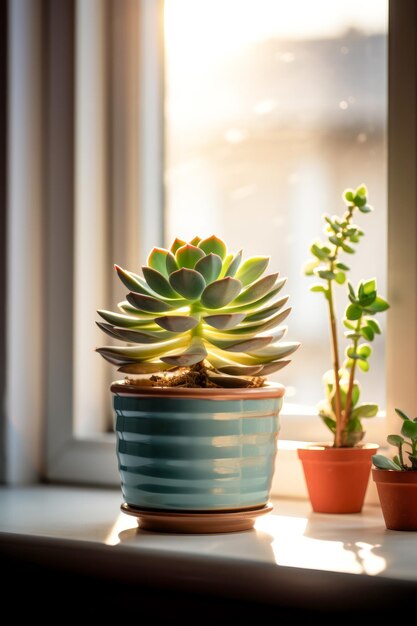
342;316;362;445
327;275;343;445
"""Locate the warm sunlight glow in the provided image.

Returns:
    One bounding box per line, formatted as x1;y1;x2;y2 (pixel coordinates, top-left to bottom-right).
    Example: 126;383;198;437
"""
165;0;387;76
255;514;386;575
105;513;136;546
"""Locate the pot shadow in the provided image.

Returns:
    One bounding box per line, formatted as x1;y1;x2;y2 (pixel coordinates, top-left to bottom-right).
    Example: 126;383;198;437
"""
303;512;417;578
117;525;277;564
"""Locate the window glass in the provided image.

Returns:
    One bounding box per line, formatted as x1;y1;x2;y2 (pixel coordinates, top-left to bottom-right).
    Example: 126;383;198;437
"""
164;0;388;411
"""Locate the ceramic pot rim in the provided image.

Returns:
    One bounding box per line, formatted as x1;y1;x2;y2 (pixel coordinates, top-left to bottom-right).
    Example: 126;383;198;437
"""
372;468;417;484
111;379;285;400
297;442;378;461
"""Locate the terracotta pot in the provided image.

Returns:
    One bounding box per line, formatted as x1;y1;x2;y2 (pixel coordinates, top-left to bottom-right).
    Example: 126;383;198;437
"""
112;381;285;532
297;444;378;514
373;469;417;531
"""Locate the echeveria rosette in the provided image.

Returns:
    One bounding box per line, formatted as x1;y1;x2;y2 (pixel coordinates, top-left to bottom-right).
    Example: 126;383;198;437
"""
96;235;299;387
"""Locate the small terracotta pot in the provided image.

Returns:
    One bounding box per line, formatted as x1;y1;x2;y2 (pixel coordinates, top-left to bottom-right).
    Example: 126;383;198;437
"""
297;444;378;514
372;469;417;531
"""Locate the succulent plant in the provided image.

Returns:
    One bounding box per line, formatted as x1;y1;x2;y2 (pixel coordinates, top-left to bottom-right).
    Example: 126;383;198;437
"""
373;409;417;471
304;185;389;447
96;235;299;387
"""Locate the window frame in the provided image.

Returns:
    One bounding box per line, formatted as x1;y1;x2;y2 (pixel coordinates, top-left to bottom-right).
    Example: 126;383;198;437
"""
5;0;416;491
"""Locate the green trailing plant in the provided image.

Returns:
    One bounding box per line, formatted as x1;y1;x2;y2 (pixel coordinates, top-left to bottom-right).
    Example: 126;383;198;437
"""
304;185;389;447
373;409;417;470
96;235;299;388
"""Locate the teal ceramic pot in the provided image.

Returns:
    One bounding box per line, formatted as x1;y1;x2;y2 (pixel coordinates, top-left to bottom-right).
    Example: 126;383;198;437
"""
112;382;285;511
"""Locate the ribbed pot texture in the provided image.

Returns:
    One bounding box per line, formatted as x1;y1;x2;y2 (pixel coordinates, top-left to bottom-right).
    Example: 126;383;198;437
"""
373;469;417;531
112;383;284;511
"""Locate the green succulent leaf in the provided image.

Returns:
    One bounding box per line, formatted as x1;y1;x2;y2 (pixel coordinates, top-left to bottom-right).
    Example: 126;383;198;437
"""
358;204;372;214
395;408;410;421
169;268;206;300
161;338;207;366
316;270;336;280
194;253;223;284
198;235;227;259
235;256;270;286
366;297;390;313
361;326;374;341
216;364;263;376
142;267;178;298
190;236;202;246
175;244;205;269
154;315;199;332
344;189;355;203
346;304;362;320
170;238;186;254
367;319;381;334
127;292;175;313
201;277;242;309
243;295;289;322
257;360;291;375
208;335;274;353
97;309;154;328
203;313;246;330
303;260;320;276
147;248;169;277
224;250;243;278
351;403;378;419
247;341;300;361
387;434;404;446
340;241;355;254
310;242;331;260
322;416;336;434
166;251;178;275
109;327;177;344
336;262;350;271
358;344;372;358
118;362;172;374
372;455;401;470
335;272;346;284
233;273;278;306
357;358;370;372
114;265;145;294
401;420;417;440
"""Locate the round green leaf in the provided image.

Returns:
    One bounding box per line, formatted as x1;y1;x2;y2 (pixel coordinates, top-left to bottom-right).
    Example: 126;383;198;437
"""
357;358;370;372
198;235;227;260
344;189;355;203
335;271;346;284
201;277;242;309
175;244;205;269
358;344;372;358
395;408;410;421
346;304;362;320
367;319;381;334
195;253;222;284
310;284;328;294
169;268;206;300
387;434;404;447
367;296;389;313
304;260;320;276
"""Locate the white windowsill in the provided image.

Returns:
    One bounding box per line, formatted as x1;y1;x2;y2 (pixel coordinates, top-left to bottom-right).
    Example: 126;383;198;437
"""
0;484;415;609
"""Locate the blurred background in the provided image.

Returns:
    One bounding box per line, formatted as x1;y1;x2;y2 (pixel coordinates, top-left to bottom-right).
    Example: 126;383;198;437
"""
164;0;388;412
